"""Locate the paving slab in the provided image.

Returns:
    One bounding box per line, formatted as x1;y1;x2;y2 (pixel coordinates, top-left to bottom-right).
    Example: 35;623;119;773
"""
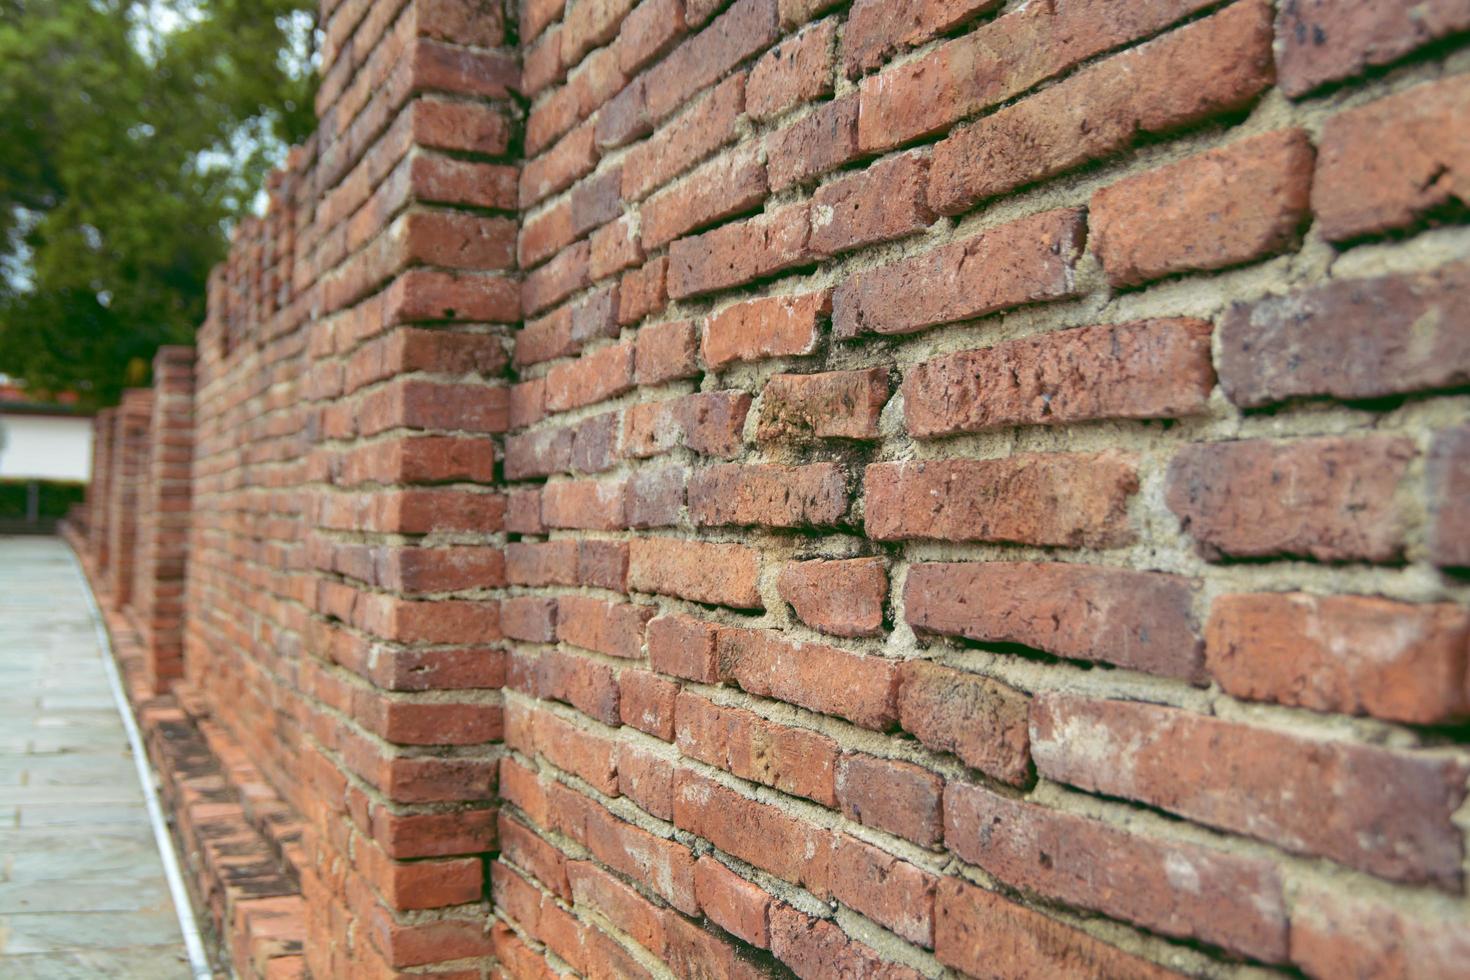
0;536;190;978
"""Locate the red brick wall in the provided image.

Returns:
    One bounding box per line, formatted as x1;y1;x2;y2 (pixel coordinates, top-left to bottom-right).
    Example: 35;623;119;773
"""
75;0;1470;976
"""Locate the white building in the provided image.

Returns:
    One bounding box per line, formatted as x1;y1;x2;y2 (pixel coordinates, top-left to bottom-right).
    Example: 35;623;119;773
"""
0;399;94;482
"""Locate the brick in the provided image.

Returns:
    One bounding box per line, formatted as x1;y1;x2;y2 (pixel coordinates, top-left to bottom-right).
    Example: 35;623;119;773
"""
1290;881;1470;980
567;860;664;954
904;318;1214;438
532;710;621;794
1206;592;1470;725
634;320;698;385
828;836;937;947
618;743;675;819
674;769;831;895
590;214;643;280
619;669;678;740
675;691;838;804
530;648;621;724
768;904;923;979
1031;694;1470;889
1090;129;1314;287
618;255;668;325
520;120;599;208
716;626;900;730
668;202;813;299
544;340;634;412
1429;424;1470;569
627;465;687;527
810;149;934;257
843;0;1001;78
694;857;771;948
946;781;1288;961
832;208;1083;339
905;562;1203;681
522;26;564;96
628;537;763;609
584;806;698;913
703;289;830;369
641;147;768;249
688;463;848;528
865;452;1137;548
777;0;840;28
622;74;746;202
571;411;621;474
757;368;888;443
927;0;1274;215
506;488;544;534
411;154;519;212
836;753;942;846
507;541;579;586
522;239;590;316
644;0;778;122
556;594;654;657
777;557;886;638
413;97;515;157
856;0;1219;153
617;0;686;74
747;19;835;121
623;391;751;459
765;94;860;191
522;0;565;44
895;661;1030;784
1313;74;1470;242
562;0;636;66
501;814;571;898
1165;435;1414;563
1276;0;1470;97
648;613;721;682
1217;261;1470;408
577;538;629;590
541;478;627;530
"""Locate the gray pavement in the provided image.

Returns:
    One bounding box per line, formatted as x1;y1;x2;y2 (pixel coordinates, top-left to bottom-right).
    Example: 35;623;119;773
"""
0;536;191;978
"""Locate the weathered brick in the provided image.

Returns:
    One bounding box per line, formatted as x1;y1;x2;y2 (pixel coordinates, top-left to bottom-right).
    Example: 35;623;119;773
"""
935;877;1175;980
769;903;923;979
856;0;1220;153
541;477;627;530
1165;436;1414;563
1090;129;1314;287
946;780;1288;962
1031;694;1470;889
832;208;1084;339
688;463;848;528
747;20;836;121
716;626;900;730
810;149;934;257
777;557;886;638
668;202;813;299
836;753;942;846
675;691;838;804
622;391;751;459
634;320;698;385
1217;261;1470;408
556;594;654;657
619;668;678;740
562;0;636;67
896;661;1030;785
865;452;1138;548
618;255;668;324
1313;74;1470;242
905;562;1203;681
640;147;768;249
521;122;598;209
904;318;1213;438
644;0;778;122
765;94;861;191
703;289;830;369
927;0;1274;215
590;214;643;280
622;74;746;201
627;464;687;527
827;835;936;948
648;613;721;682
1429;424;1470;569
628;537;763;609
544;340;634;411
617;0;686;74
501;597;559;644
757;368;888;443
674;769;832;896
1290;881;1470;980
694;857;771;948
522;239;590;316
1275;0;1470;97
843;0;1001;78
1206;592;1470;724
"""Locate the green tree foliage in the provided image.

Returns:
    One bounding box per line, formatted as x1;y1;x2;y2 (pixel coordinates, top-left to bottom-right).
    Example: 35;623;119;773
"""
0;0;318;406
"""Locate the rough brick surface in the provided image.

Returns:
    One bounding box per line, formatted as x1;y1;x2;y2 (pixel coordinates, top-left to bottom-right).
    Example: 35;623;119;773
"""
81;2;1470;976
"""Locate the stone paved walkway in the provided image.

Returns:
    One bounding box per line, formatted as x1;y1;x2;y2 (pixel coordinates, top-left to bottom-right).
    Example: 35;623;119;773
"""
0;536;191;978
